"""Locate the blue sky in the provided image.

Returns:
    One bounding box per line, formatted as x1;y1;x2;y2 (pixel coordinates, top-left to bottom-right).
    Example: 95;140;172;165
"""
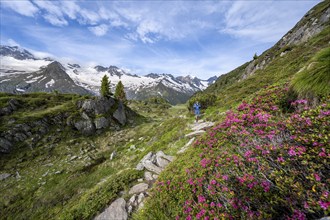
0;0;320;79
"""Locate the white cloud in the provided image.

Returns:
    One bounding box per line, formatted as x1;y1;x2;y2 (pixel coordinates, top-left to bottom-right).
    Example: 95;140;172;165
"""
43;14;68;26
220;1;319;43
7;39;20;47
33;0;68;26
88;24;109;36
28;49;55;59
2;0;38;17
60;1;80;19
78;9;100;25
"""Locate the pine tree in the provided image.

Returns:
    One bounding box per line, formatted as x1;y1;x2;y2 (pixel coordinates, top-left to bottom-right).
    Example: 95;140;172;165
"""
253;53;258;60
100;75;112;97
114;80;127;102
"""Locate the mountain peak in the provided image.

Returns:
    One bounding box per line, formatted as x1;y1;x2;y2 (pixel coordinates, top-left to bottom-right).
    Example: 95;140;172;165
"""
0;45;35;60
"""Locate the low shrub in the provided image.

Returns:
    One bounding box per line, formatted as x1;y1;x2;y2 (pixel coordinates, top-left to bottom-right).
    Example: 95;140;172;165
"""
138;85;329;219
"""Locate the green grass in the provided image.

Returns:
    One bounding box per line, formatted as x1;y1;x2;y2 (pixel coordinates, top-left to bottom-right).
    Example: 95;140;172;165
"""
291;46;330;98
198;26;330;117
0;93;194;220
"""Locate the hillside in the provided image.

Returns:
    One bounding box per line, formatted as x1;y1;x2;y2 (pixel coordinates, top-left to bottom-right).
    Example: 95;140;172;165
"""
196;0;330;109
134;1;330;219
0;1;329;220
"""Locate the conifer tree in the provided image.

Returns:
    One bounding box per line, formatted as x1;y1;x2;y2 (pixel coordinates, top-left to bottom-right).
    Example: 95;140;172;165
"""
114;80;127;102
100;75;112;97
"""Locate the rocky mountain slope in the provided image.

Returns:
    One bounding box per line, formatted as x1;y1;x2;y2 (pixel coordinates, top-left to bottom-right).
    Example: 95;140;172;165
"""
0;61;91;95
202;0;329;104
0;46;217;104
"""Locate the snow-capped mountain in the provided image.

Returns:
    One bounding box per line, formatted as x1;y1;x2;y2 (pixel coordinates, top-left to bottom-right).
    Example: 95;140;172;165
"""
0;45;217;104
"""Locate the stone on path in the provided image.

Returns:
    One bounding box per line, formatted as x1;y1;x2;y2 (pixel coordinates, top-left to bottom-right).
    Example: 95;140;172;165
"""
177;137;195;154
144;171;153;181
94;198;127;220
143;160;163;174
136;152;153;170
129;183;149;195
185;130;205;138
190;121;215;131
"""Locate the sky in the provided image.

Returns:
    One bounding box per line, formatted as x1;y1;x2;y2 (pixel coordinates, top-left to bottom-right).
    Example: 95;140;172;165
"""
0;0;321;79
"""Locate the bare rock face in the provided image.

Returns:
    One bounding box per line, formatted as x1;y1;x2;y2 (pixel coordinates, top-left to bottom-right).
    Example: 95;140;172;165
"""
74;119;95;135
81;97;115;115
94;198;127;220
113;101;127;125
94;117;109;130
129;183;149;195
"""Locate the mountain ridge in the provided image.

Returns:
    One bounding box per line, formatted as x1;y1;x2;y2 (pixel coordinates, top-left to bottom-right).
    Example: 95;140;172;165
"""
0;45;217;104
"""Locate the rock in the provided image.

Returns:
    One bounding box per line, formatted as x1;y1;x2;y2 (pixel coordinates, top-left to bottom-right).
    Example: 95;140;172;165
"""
69;155;78;161
156;151;174;162
127;194;137;206
54;171;62;174
152;174;159;179
130;145;136;150
0;173;11;181
319;217;330;220
16;171;21;179
127;205;133;214
94;198;127;220
156;155;170;168
177;137;195;154
81;112;90;120
129;183;149;195
190;121;215;131
81;97;115;115
136;152;154;170
143;160;163;174
94;117;109;130
110;151;116;160
137;178;144;182
137;193;145;204
113;101;127;125
0;137;12;153
144;171;153;181
74;119;95;135
185;130;205;138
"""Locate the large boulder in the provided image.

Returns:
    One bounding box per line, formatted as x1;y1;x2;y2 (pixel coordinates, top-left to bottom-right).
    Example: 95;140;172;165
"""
113;101;127;125
94;198;127;220
81;97;115;115
0;138;12;153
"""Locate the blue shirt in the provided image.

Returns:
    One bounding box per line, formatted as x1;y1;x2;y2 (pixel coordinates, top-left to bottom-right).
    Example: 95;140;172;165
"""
193;103;201;115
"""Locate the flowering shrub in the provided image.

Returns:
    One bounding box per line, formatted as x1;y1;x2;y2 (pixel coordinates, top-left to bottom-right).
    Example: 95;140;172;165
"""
139;85;329;220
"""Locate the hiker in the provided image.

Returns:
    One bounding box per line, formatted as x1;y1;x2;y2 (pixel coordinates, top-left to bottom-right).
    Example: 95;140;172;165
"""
193;101;201;122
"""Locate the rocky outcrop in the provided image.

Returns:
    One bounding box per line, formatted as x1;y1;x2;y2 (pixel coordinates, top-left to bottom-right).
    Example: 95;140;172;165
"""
0;113;68;154
241;2;330;79
94;198;127;220
69;98;135;135
0;99;20;116
113;101;127;125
